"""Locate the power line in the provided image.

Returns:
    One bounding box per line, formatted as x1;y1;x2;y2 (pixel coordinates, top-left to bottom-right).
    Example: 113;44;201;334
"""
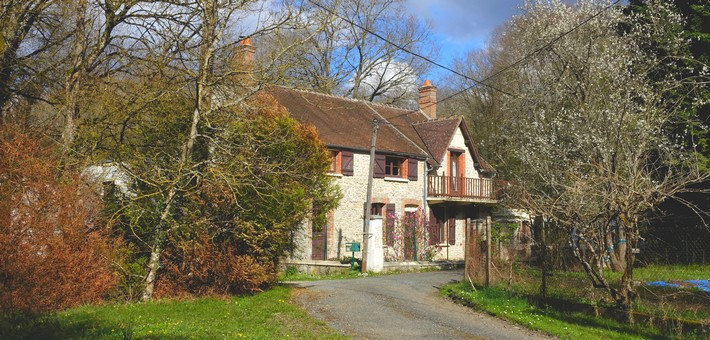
352;0;622;123
473;0;622;88
305;0;514;96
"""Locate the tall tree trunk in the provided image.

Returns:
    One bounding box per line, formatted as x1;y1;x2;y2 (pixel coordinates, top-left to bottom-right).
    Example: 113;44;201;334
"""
142;187;178;301
616;220;627;270
620;219;637;324
540;216;547;306
141;0;216;301
605;227;623;272
141;103;203;301
61;75;81;157
60;0;88;158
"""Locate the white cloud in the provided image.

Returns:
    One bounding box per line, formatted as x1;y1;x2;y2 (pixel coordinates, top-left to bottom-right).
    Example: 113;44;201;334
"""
405;0;523;45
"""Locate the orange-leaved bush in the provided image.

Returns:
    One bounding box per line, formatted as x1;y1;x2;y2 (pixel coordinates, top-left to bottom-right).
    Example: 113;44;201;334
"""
0;125;118;314
155;232;274;298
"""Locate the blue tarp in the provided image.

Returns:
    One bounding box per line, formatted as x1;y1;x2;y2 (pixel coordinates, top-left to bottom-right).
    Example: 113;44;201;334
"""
645;280;710;292
685;280;710;292
645;281;680;288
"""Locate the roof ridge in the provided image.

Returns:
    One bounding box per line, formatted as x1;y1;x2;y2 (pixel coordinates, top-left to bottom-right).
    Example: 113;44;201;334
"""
362;102;429;157
412;115;461;125
272;85;431;120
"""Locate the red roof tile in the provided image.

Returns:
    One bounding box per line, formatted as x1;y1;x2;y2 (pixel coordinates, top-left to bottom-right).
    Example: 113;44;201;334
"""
266;86;495;174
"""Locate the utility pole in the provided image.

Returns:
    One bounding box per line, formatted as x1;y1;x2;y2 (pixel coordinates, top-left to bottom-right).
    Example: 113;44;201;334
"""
485;215;491;287
362;119;379;272
540;215;548;305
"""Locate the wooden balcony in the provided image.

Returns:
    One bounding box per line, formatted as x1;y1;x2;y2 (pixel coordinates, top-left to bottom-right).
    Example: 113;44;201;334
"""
427;176;498;203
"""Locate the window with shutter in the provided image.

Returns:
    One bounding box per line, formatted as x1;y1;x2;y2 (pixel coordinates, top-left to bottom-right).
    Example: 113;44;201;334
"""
384;156;404;177
367;202;384;216
374;154;385;178
341;151;353;176
407;159;418;181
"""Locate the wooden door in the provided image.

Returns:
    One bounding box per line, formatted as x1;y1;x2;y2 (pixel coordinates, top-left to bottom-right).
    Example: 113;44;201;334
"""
311;224;326;260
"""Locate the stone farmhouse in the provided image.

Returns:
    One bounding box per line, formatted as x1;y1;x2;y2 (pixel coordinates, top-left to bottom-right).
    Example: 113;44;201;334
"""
267;78;500;269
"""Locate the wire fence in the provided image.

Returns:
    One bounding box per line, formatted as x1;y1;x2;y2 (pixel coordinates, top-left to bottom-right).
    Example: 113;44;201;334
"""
465;218;710;336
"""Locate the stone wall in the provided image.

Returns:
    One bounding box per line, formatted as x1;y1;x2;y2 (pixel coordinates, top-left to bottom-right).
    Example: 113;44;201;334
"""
288;126;491;263
330;152;425;259
289;152;427;261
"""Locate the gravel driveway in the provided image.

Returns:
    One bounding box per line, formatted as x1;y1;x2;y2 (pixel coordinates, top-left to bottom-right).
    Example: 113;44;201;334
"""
289;270;551;339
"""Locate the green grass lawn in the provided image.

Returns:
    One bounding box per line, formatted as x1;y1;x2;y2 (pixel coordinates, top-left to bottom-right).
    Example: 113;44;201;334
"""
1;286;345;339
441;282;674;340
634;264;710;281
485;263;710;321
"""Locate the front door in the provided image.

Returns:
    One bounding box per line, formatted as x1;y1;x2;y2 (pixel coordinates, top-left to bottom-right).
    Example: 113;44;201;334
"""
449;151;462;195
311;223;326;260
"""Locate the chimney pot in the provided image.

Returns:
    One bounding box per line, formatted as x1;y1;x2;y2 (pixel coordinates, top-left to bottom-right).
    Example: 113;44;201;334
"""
418;80;437;119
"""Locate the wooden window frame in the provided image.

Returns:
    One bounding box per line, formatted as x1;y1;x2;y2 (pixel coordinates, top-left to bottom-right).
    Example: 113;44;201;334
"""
371;203;385;217
385;156;405;177
329;150;341;173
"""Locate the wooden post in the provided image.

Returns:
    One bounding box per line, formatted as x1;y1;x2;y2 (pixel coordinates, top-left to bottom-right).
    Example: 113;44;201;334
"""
485;215;491;288
362;120;378;272
540;216;547;305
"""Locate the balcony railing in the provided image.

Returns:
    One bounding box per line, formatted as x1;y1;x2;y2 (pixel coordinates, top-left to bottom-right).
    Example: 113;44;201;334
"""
427;176;497;201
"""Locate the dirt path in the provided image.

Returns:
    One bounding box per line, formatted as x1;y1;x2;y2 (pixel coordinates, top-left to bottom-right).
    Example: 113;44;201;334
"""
288;270;552;339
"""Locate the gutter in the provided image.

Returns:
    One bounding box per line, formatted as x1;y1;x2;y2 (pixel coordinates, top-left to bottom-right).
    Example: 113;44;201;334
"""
423;162;437;214
325;144;428;160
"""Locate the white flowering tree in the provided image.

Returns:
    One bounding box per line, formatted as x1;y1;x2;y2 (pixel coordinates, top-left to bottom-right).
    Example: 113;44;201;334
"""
491;0;709;320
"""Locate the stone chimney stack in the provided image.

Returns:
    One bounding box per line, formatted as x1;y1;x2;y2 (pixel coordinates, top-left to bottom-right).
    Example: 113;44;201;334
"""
233;37;256;85
418;80;437;119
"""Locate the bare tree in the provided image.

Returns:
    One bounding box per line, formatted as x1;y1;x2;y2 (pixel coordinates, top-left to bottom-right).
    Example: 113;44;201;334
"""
270;0;435;105
0;1;65;123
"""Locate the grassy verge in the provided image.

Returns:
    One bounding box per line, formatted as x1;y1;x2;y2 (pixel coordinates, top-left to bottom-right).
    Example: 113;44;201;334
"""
279;265;441;282
1;286;345;339
488;264;710;321
441;282;677;340
280;268;365;281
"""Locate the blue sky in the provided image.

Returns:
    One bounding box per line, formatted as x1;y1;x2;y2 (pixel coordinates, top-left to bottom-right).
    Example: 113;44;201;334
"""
404;0;525;80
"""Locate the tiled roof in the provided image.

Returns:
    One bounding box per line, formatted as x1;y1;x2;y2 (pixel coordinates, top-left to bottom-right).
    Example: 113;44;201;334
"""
266;86;427;157
413;117;461;166
266;86;495;173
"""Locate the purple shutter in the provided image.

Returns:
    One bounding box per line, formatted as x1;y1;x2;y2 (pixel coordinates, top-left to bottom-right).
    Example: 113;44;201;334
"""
407;159;418;181
386;203;396;246
448;215;456;245
429;209;438;245
341;151;353;176
374;154;385;178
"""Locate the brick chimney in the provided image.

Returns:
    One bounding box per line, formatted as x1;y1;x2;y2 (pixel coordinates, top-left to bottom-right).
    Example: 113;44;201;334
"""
233;37;256;85
418;80;437;119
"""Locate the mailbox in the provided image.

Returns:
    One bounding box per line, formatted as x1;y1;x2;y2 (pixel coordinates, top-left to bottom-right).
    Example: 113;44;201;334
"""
346;242;361;252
